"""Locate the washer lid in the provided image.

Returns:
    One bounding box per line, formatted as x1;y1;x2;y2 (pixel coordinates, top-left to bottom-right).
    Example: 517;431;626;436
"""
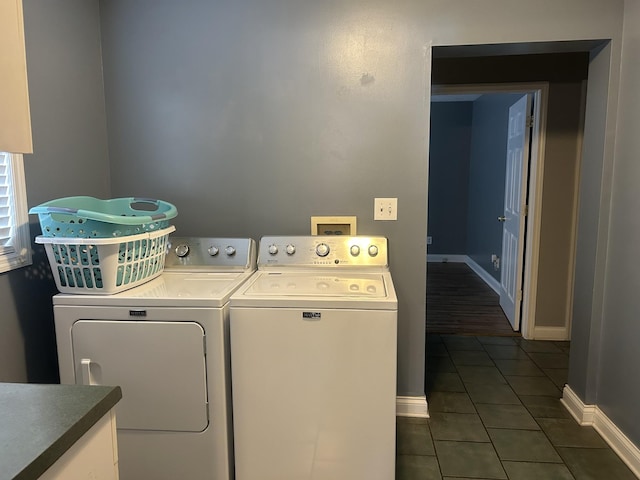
231;271;397;310
243;272;388;297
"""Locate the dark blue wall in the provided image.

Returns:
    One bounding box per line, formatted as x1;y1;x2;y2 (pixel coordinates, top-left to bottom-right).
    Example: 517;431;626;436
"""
427;102;473;254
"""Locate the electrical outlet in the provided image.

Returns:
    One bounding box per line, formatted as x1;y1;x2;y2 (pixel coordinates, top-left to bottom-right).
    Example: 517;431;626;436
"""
427;236;432;245
374;198;398;221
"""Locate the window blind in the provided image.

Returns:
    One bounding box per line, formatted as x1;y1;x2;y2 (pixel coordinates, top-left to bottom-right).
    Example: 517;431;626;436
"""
0;152;13;252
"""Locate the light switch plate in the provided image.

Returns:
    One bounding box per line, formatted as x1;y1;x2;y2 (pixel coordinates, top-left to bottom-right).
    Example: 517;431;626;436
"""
374;198;397;221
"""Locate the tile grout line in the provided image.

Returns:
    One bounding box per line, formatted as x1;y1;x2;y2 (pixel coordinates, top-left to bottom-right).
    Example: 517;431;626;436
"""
441;336;574;478
444;337;509;479
481;337;578;477
423;337;634;479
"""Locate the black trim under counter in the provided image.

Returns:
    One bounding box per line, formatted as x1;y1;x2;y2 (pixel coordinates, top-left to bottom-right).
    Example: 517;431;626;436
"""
0;383;122;480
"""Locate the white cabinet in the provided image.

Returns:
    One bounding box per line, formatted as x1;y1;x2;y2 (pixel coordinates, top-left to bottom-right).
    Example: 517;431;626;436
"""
39;409;119;480
0;0;33;153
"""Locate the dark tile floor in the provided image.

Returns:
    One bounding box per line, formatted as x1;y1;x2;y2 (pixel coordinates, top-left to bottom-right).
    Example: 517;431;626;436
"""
396;334;637;480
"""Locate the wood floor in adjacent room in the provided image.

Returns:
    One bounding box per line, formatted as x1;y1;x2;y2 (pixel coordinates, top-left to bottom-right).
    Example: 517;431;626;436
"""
426;262;519;337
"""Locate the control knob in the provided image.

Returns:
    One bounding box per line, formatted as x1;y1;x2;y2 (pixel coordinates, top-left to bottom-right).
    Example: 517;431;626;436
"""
316;243;330;257
350;245;360;256
268;244;279;255
225;246;236;256
175;244;190;258
207;246;219;256
368;245;379;257
286;244;296;255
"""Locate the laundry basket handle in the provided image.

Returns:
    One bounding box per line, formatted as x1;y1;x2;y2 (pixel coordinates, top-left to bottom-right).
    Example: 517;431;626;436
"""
130;198;168;219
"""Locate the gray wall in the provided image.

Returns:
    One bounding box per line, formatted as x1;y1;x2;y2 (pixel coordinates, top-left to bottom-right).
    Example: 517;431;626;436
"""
99;0;432;396
0;0;628;414
97;0;623;398
568;42;617;405
0;0;110;383
427;102;472;255
595;0;640;443
467;94;522;280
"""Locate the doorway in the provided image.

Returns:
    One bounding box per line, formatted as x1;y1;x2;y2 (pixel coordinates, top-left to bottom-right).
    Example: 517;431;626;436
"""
427;51;589;341
427;85;545;337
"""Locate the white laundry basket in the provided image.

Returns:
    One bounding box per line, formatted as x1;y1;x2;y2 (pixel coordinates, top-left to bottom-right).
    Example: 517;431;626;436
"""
36;226;175;294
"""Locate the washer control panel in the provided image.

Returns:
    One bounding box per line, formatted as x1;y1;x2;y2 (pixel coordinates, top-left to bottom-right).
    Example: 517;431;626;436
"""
165;237;257;270
259;236;389;268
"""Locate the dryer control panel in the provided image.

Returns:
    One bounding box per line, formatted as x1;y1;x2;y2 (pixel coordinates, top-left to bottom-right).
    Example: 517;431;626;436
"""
258;236;389;269
165;237;257;271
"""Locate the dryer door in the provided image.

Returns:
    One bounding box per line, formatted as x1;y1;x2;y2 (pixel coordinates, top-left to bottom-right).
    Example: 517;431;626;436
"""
71;320;208;432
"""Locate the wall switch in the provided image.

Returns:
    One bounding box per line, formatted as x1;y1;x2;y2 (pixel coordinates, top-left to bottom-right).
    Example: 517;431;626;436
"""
427;236;432;245
374;198;398;221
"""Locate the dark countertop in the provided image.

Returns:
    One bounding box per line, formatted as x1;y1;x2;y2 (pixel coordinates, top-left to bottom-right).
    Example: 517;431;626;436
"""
0;383;122;480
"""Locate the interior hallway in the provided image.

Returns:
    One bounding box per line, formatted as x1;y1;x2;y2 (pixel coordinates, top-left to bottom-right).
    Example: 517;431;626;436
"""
396;335;636;479
427;262;517;336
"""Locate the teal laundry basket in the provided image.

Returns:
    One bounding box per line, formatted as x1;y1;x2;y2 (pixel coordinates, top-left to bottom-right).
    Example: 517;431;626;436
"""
29;196;178;238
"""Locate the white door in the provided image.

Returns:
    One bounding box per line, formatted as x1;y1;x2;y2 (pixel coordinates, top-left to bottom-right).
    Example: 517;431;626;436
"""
499;94;532;330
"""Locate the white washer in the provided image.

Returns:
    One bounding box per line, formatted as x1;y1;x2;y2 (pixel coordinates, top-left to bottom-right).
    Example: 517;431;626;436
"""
54;237;257;480
230;235;398;480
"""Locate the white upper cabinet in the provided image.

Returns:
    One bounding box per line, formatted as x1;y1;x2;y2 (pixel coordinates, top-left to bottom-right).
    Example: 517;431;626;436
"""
0;0;32;153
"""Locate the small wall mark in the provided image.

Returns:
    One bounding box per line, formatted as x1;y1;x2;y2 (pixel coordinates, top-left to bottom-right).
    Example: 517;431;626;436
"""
360;73;375;85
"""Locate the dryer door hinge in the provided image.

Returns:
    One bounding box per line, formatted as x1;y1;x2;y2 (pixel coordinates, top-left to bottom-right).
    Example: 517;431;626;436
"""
526;115;534;128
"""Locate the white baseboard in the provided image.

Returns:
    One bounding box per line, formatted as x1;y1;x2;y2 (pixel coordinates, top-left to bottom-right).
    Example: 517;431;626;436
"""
561;384;597;425
596;408;640;479
426;254;467;263
532;325;570;341
396;396;429;418
465;256;501;295
562;386;640;478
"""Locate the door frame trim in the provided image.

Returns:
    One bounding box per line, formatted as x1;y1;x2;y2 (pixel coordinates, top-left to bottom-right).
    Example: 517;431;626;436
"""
431;82;550;340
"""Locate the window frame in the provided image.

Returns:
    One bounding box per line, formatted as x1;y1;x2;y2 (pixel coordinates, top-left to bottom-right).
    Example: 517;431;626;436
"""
0;151;32;273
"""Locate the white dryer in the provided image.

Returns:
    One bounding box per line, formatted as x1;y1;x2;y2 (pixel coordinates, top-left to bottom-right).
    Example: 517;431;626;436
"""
230;235;397;480
54;237;257;480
